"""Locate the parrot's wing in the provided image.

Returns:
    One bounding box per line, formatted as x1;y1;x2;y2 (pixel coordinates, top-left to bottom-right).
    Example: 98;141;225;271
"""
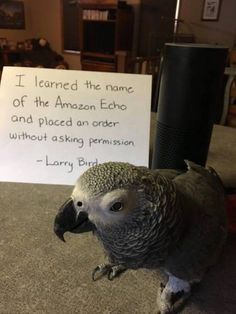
184;159;225;192
164;161;227;282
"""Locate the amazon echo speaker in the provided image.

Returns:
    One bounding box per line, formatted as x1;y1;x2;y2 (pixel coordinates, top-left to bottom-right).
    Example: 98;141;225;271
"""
152;43;228;170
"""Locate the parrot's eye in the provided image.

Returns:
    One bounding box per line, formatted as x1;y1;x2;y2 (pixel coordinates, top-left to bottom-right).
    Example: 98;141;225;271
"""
110;202;123;212
77;201;83;207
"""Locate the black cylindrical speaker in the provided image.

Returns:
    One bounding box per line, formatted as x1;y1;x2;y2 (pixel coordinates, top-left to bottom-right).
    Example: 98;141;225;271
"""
152;43;228;170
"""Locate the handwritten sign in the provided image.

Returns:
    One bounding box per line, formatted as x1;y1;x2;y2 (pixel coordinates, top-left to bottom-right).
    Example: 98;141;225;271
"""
0;66;152;185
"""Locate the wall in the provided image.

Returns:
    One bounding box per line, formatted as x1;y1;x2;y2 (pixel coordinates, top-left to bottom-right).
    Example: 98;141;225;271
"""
178;0;236;48
30;0;81;69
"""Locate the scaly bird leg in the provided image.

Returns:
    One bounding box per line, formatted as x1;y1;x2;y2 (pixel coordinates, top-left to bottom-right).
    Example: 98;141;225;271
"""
92;263;126;281
157;274;191;314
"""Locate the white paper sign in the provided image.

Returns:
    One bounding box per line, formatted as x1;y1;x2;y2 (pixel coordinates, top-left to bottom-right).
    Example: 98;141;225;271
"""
0;66;152;185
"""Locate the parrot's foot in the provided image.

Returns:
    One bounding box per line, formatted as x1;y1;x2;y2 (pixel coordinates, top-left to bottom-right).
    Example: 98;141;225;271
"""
157;275;191;314
92;263;126;281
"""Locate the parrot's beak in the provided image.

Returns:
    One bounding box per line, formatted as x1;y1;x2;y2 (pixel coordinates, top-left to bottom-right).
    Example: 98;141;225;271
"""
54;197;94;242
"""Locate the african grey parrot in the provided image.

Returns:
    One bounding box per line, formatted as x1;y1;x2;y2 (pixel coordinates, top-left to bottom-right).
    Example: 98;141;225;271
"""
54;160;227;313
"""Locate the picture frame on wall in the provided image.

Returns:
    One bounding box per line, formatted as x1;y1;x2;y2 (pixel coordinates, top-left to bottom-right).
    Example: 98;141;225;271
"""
201;0;222;21
0;1;25;29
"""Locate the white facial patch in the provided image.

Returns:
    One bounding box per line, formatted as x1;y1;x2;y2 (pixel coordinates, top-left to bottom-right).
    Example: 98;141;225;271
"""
71;185;89;216
71;185;137;226
99;189;129;210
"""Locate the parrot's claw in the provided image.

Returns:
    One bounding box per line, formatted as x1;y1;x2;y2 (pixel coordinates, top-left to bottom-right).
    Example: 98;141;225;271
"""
92;263;126;281
92;264;109;281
